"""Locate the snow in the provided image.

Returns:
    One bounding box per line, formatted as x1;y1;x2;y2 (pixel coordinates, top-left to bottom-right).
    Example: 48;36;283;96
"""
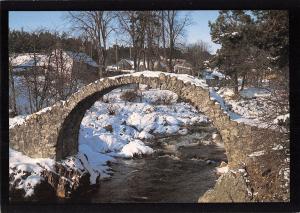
240;87;271;99
78;86;209;180
238;168;246;173
272;144;284;150
212;133;219;139
219;32;239;38
9;115;26;128
216;166;229;174
248;150;265;157
119;140;154;158
9;69;289;197
106;65;118;71
204;70;226;80
10;51;99;71
9;148;55;197
107;71;208;89
118;69;136;73
273;113;289;124
65;51;99;67
209;88;233;113
279;166;290;189
76;151;101;184
174;64;192;70
210;86;286;129
217;88;235;98
36;106;52;115
124;59;134;66
10;54;49;68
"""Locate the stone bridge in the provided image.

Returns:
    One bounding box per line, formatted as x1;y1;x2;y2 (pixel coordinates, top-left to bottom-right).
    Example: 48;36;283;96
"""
9;71;282;165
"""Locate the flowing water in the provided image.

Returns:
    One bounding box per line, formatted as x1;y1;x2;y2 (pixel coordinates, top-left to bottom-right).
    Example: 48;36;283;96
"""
71;127;227;203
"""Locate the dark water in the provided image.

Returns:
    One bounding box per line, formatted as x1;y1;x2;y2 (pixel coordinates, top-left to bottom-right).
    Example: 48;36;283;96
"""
71;129;227;203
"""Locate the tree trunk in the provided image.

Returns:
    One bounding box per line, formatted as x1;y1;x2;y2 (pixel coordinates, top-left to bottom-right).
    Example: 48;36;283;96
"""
97;50;103;78
169;39;173;72
161;11;167;61
240;74;246;91
9;68;17;114
234;72;239;95
143;50;146;70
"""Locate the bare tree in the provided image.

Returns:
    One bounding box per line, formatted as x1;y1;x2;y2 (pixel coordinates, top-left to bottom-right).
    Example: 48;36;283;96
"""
183;40;211;75
9;54;18;115
165;11;190;71
68;11;115;77
160;11;167;61
117;11;142;71
144;11;162;70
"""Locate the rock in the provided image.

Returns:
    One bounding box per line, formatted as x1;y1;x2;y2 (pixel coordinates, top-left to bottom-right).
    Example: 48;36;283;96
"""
212;132;222;143
206;159;216;164
219;161;227;167
198;172;252;203
103;124;113;133
40;161;92;199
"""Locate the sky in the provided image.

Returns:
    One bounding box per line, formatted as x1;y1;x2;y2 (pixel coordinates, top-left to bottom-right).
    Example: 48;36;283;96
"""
9;11;221;54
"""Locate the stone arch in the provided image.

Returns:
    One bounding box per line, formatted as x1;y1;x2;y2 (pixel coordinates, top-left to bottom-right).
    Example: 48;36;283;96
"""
9;71;263;164
56;85;123;160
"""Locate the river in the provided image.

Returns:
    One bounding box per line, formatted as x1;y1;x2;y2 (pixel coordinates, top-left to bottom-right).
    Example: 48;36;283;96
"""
69;127;227;203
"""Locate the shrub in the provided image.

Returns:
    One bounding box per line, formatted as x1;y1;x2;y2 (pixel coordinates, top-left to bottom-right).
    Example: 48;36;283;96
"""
107;104;117;115
120;90;139;102
153;94;174;105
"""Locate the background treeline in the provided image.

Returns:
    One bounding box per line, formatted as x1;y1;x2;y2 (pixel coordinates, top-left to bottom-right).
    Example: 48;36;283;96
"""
9;28;210;72
9;30;83;53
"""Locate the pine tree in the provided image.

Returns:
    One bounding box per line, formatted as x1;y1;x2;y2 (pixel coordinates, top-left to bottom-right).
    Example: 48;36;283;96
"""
209;10;254;94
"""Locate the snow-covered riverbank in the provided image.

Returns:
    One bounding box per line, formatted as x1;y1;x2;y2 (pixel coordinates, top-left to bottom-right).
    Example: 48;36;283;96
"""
9;85;210;197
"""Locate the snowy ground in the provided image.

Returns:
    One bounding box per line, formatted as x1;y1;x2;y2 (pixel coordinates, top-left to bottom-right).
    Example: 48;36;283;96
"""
78;85;209;179
9;85;210;196
205;77;289;130
203;70;290;199
9;148;55;197
9;70;289;199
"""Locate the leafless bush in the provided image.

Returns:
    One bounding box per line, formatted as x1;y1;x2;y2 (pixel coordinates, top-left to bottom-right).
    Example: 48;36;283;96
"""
120;90;139;102
107;104;117;115
103;124;113;132
152;94;174;105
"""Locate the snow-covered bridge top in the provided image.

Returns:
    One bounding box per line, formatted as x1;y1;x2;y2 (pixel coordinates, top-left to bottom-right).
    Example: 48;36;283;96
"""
9;71;282;165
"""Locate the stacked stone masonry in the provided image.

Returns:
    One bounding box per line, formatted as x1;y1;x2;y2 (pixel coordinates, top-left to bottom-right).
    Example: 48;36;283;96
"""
9;72;283;166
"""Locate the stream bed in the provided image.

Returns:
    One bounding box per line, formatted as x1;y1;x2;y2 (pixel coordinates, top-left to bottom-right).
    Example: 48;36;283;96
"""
70;128;227;203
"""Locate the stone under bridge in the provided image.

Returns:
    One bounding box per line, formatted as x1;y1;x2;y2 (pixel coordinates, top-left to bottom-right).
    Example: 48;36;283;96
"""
9;71;282;165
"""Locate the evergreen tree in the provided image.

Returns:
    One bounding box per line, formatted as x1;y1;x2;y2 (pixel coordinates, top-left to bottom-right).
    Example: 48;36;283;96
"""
209;10;254;94
252;10;289;70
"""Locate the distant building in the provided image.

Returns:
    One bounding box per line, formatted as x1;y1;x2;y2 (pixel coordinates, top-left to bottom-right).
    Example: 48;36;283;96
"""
153;61;168;72
10;50;99;82
116;59;134;70
174;59;194;75
10;53;49;75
